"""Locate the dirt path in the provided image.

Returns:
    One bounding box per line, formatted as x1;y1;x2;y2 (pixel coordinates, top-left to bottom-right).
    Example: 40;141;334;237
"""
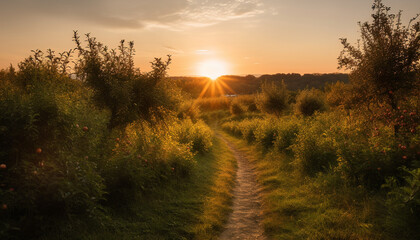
218;135;266;240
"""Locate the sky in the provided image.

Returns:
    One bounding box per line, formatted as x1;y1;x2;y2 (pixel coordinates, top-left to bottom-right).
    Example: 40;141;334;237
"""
0;0;419;76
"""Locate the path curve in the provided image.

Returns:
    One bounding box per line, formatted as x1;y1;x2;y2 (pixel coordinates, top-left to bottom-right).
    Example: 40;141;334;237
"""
218;135;266;240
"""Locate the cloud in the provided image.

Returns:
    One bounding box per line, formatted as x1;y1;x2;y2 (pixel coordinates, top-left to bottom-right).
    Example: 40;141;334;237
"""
0;0;264;30
164;46;184;54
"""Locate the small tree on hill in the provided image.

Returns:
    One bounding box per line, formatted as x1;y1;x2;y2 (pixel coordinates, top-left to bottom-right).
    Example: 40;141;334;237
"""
338;0;419;116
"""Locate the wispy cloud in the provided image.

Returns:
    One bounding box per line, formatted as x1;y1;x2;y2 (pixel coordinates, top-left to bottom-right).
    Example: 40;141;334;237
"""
164;46;184;54
0;0;265;30
195;49;210;54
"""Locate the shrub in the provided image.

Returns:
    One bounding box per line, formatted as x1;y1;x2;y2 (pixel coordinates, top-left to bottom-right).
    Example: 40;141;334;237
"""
247;102;258;112
221;121;242;137
256;81;289;116
103;120;196;204
0;64;108;238
230;99;244;116
177;101;201;122
174;119;213;153
292;113;337;176
383;167;420;240
73;32;181;128
294;89;326;116
254;118;280;150
273;117;301;153
239;119;261;143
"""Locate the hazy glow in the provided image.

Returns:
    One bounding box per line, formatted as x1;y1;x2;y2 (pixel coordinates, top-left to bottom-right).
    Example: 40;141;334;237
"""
197;59;229;80
0;1;419;75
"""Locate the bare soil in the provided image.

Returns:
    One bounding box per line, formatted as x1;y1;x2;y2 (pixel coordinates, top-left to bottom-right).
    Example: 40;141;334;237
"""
219;135;266;240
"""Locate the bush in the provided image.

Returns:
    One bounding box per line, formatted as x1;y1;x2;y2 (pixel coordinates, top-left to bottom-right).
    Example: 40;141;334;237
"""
0;64;108;238
295;89;326;116
254;118;280;150
239;119;261;143
292;113;337;176
174;119;213;153
177;101;201;122
273;117;301;153
230;99;244;116
103;120;196;204
383;167;420;240
74;32;181;128
256;81;289;116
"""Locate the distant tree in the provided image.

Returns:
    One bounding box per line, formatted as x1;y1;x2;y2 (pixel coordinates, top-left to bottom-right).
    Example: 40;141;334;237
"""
256;81;288;116
338;0;420;114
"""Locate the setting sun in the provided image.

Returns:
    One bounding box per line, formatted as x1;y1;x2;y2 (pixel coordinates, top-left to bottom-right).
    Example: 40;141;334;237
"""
197;59;229;80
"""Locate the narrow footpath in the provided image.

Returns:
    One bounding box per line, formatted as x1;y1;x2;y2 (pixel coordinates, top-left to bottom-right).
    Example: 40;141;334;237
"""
218;135;266;240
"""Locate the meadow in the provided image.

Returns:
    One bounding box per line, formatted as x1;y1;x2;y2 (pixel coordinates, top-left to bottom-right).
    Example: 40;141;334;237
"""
0;0;419;239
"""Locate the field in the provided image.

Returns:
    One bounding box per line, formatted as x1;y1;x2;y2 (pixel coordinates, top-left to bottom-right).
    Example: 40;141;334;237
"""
0;1;419;239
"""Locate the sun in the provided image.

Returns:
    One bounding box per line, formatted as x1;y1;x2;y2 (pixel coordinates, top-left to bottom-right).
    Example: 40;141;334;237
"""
197;59;229;80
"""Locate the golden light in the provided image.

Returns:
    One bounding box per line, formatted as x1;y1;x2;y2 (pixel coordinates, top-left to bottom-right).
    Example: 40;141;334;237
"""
197;59;229;80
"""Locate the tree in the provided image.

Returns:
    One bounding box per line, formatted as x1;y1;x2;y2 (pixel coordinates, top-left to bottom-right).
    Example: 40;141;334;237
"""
73;31;178;128
338;0;420;114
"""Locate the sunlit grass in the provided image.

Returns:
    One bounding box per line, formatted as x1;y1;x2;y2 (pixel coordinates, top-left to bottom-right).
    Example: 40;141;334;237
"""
39;136;236;240
220;132;384;240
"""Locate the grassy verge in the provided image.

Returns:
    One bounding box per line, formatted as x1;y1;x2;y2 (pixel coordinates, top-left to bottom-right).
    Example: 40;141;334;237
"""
220;132;384;240
40;136;236;240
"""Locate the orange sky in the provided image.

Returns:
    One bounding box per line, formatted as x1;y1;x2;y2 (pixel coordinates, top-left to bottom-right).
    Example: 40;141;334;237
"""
0;0;419;76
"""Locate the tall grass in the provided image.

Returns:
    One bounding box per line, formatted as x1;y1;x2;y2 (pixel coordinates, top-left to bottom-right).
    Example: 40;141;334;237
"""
221;109;420;239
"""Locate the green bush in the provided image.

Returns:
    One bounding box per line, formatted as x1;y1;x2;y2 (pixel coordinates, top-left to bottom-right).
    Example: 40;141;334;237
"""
254;118;280;150
174;119;213;154
295;89;326;116
292;113;337;176
0;64;108;238
230;99;245;116
239;119;261;143
177;101;201;122
383;167;420;240
103;120;196;204
256;81;289;116
73;32;181;128
273;117;301;153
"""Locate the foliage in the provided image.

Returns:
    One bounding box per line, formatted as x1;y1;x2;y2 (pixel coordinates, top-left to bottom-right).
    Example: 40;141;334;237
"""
177;101;201;122
256;81;289;116
173;73;348;98
325;81;353;110
173;119;214;154
0;60;108;238
102;119;197;204
73;32;181;128
383;167;420;239
0;35;215;239
230;98;245;116
195;96;232;111
291;113;337;176
338;0;420;114
294;88;326;116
